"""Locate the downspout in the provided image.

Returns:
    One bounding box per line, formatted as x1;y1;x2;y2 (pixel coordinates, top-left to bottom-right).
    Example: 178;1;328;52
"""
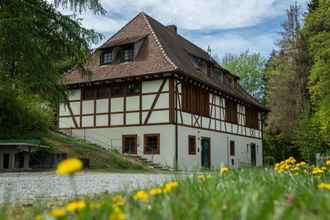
173;78;178;170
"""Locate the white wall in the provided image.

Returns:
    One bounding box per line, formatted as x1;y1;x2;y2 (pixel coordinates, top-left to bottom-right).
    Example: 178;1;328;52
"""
70;125;176;168
177;125;263;170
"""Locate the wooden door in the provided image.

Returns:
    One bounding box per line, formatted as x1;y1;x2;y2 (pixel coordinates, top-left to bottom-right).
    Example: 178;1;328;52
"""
250;143;256;166
201;137;211;169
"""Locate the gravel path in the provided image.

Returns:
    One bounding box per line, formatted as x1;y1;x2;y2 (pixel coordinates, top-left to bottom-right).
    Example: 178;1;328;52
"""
0;172;174;204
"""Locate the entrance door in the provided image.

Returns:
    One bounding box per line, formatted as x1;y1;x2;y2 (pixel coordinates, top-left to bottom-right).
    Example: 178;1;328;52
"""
201;137;211;169
3;153;9;169
250;143;256;166
122;135;137;154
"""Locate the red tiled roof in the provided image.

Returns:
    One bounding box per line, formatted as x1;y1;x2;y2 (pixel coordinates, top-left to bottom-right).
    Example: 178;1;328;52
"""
63;12;266;110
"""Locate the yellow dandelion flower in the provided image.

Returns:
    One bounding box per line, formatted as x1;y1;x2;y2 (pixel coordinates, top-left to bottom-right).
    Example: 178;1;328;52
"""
49;208;66;218
149;187;162;196
297;161;306;167
133;191;149;202
163;181;178;193
325;160;330;166
109;207;126;220
197;175;206;181
56;158;83;176
66;200;86;212
318;183;330;190
112;195;125;207
34;214;43;220
311;167;324;175
220;166;229;175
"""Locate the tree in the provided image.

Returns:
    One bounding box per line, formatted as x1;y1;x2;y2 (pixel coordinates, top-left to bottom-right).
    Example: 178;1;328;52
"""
0;0;104;102
221;51;267;101
264;3;311;161
302;0;330;145
0;0;105;136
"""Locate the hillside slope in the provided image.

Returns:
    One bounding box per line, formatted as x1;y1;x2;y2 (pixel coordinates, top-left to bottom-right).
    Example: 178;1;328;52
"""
40;131;149;172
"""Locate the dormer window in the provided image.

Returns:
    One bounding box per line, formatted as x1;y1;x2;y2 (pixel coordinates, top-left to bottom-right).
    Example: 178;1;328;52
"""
100;49;113;65
120;44;134;63
192;56;203;70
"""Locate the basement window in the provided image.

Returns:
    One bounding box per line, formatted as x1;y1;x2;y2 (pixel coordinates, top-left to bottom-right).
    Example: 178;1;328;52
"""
188;135;196;155
144;134;160;154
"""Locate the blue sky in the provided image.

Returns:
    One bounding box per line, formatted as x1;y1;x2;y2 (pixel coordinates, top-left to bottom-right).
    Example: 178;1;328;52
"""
55;0;307;59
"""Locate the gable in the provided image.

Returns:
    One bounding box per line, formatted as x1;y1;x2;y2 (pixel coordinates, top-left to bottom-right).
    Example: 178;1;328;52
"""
63;13;176;85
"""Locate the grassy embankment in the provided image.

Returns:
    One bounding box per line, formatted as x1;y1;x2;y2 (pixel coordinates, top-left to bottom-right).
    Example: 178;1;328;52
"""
38;131;149;172
1;161;330;220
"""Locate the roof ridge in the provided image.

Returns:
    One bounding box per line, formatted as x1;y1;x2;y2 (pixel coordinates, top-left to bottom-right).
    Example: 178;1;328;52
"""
141;13;178;70
99;12;145;49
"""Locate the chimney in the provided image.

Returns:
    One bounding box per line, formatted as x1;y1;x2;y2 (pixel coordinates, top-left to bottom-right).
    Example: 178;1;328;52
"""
166;25;177;34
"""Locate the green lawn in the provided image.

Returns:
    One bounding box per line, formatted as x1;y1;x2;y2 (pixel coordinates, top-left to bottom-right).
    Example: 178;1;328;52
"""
2;167;330;220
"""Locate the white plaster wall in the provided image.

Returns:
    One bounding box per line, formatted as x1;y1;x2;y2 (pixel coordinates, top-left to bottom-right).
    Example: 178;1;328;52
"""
148;110;169;123
126;96;139;111
59;116;80;128
155;93;169;109
177;125;263;170
96;99;108;113
126;112;139;125
70;125;176;168
142;79;168;93
111;114;123;125
60;103;80;116
68;89;81;101
111;98;124;112
142;95;156;110
96;115;108;127
82;115;94;127
59;103;70;116
82;101;94;114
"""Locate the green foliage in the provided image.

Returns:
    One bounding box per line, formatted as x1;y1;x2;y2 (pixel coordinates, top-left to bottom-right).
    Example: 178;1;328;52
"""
2;169;330;219
292;109;325;162
0;87;52;138
302;0;330;148
53;0;106;15
221;51;267;101
0;0;103;102
0;0;104;137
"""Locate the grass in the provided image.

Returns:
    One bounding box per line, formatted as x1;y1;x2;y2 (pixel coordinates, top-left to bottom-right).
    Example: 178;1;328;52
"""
1;168;329;220
40;131;150;172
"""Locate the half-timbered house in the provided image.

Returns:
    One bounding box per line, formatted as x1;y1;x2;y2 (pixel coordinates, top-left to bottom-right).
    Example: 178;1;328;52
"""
58;12;268;170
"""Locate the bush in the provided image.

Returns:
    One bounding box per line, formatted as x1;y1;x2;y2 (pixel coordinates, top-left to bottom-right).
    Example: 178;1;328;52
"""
0;87;52;138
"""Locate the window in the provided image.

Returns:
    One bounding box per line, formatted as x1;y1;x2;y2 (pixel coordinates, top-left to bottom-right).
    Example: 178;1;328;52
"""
100;49;113;65
144;134;160;154
127;82;141;96
188;135;196;155
182;83;209;117
110;83;126;97
225;99;238;124
192;56;203;70
96;87;110;99
82;87;96;100
246;107;259;129
230;140;235;156
122;135;137;154
120;44;134;63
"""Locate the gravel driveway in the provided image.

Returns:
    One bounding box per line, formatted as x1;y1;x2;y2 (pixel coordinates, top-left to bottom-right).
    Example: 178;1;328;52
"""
0;172;174;204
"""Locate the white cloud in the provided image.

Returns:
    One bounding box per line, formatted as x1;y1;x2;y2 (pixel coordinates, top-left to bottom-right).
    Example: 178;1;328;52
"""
51;0;307;32
193;32;278;58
